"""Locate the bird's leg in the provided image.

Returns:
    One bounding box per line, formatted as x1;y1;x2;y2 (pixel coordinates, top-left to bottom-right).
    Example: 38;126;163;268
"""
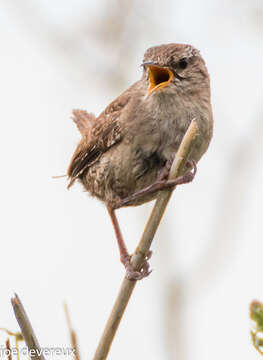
114;160;197;209
106;205;152;280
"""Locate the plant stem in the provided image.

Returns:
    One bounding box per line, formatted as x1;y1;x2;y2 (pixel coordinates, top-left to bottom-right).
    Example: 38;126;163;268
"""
64;302;81;360
11;294;45;360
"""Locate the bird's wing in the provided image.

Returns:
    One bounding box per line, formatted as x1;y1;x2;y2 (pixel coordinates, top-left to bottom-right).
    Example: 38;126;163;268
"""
67;91;131;188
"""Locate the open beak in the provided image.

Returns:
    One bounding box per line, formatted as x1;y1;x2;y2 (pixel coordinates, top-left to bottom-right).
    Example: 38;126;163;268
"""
145;64;173;95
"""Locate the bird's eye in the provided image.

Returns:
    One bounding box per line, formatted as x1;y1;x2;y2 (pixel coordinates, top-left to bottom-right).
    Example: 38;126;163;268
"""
178;58;188;70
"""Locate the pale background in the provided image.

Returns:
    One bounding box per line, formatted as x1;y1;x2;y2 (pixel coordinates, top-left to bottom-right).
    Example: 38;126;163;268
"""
0;1;263;359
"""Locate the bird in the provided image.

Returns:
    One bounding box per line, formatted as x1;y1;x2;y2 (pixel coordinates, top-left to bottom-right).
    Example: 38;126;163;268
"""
67;43;213;280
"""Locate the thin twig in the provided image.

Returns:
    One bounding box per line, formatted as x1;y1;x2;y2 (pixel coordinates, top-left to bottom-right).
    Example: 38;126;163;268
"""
64;302;81;360
6;338;12;360
11;293;45;360
93;119;198;360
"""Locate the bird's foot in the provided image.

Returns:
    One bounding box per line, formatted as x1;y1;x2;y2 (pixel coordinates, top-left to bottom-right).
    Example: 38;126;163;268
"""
173;159;197;184
114;160;197;209
121;251;152;281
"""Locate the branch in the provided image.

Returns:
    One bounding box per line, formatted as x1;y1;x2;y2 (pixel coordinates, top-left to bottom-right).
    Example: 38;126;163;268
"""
93;119;198;360
11;294;45;360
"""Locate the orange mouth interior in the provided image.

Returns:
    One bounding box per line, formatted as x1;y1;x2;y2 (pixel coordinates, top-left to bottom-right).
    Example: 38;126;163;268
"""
147;65;173;94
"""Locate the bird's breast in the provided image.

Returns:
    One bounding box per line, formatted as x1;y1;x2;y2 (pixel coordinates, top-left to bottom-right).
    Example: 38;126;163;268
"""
139;90;212;162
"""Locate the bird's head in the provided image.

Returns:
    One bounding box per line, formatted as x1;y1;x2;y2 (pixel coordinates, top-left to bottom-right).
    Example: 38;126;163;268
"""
142;43;210;97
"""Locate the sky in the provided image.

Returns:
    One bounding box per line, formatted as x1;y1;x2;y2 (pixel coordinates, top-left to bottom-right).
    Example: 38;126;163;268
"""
0;1;263;359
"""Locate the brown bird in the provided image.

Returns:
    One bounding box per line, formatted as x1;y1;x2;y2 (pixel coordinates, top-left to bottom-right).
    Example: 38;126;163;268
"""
67;43;213;280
